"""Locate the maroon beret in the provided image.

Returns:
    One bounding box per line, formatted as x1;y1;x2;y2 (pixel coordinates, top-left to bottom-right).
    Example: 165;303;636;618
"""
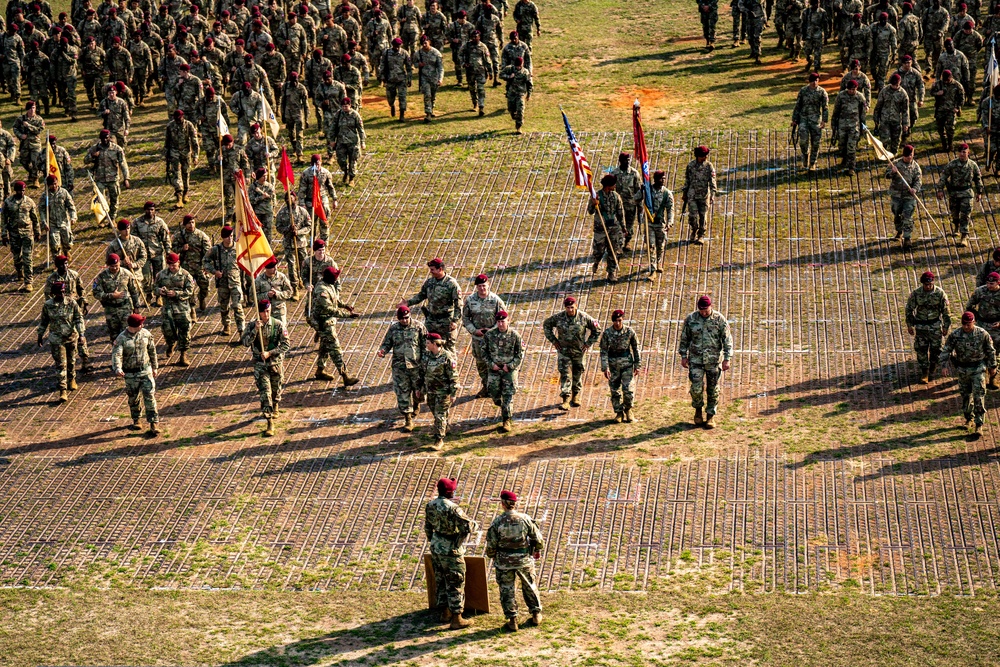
697;295;712;309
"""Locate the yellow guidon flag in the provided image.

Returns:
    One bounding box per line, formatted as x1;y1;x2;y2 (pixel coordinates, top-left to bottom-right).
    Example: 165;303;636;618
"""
233;169;276;278
864;125;894;161
46;141;60;186
88;173;110;225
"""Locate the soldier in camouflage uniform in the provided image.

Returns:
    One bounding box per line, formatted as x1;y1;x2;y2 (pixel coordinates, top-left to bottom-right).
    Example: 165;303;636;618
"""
543;296;600;411
249;167;276;240
923;0;950;76
830;80;866;175
482;310;522;432
303;239;340;295
0;23;25;102
842;14;870;70
698;0;719;49
255;258;293;322
424;477;477;628
966;272;1000;391
92;252;141;343
229;82;265;147
513;0;541;45
486;490;543;632
37;280;85;402
111;313;160;436
198;86;228;174
463;273;507;397
648;170;673;271
2;180;40;291
364;9;391;84
330;96;366;185
423;1;449;51
154;251;194;366
462;30;491;115
80;36;105;108
86;129;130;225
45;254;92;372
930;69;964;152
13;102;45;187
172;214;212;319
609;153;642;251
311;265;362;385
415;35;443;122
800;0;826;71
792;72;828;171
99;85;131;148
940;310;997;436
885;144;922;251
982;85;1000;175
242;299;290;437
896;3;920;62
600;308;641;424
448;11;473;85
501;30;531;72
869;13;897;92
335;53;363;110
906;271;951;383
259;43;286;92
173;64;204;122
204;225;245;338
381;37;412;120
37;174;75;257
587;173;624;282
896;56;923;140
244;122;278;175
499;56;531;135
280;71;309;161
134;201;171;305
164;109;201;209
128;31;153;106
276;191;311;294
874;73;909;153
938;142;983;247
0;119;16;201
220;134;252;220
682;145;718;244
316;70;347;151
24;42;51;114
378;304;427;431
404;257;463;351
977;249;1000;288
106;219;147;300
679;295;733;429
422;332;458;449
297;155;339;240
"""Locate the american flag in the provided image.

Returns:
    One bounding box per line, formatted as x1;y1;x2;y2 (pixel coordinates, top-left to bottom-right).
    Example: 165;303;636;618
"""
561;109;597;200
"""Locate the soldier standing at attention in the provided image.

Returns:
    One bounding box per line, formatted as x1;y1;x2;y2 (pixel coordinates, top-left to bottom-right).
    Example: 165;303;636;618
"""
462;273;507;398
378;305;426;432
485;490;543;632
311;266;362;385
678;295;733;429
422;332;457;450
587;173;625;284
154;252;195;367
600;308;641;424
906;270;951;384
482;310;522;433
648;170;674;271
940;311;997;437
791;72;828;172
2;179;40;292
682;145;718;245
111;313;160;436
242;299;290;437
543;296;600;411
938;142;983;248
424;477;477;629
403;257;463;351
37;280;85;402
92;253;141;344
965;271;1000;390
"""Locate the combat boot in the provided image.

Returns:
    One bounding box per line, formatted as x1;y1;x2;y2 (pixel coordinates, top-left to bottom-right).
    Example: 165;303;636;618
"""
892;230;902;240
607;271;619;284
569;393;581;407
440;608;452;623
148;423;161;436
402;413;414;432
479;107;485;117
503;617;517;631
614;412;624;423
529;611;542;626
69;378;78;391
165;341;175;358
920;371;929;384
338;365;360;387
177;350;190;367
263;418;274;437
958;233;969;247
704;415;716;429
389;103;396;117
989;374;1000;391
315;366;336;381
624;409;634;423
592;258;601;274
693;233;705;246
450;614;472;629
80;356;94;373
499;419;512;433
559;395;571;410
23;281;33;292
399;109;406;122
975;423;984;438
902;238;911;251
431;437;444;451
221;321;232;336
694;407;704;425
198;294;207;312
58;389;68;402
928;363;937;380
130;419;142;431
515;123;522;135
476;385;489;399
173;193;184;209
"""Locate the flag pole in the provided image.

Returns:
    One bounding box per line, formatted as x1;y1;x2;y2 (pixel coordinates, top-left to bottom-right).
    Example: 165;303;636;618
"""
219;105;226;226
307;169;317;320
44;145;50;269
235;170;266;354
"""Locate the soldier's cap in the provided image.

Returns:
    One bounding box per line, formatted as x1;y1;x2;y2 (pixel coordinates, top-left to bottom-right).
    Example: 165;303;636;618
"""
258;299;271;311
612;309;625;319
921;270;935;283
697;295;712;309
100;128;111;138
206;85;216;95
960;2;968;8
25;101;35;109
236;38;245;45
341;54;351;63
250;122;260;130
6;23;16;32
190;49;200;57
166;252;180;263
889;73;901;85
500;490;517;503
902;54;913;62
88;8;96;13
58;11;67;18
54;254;68;264
86;35;95;41
12;180;24;191
989;272;1000;283
427;257;444;268
902;1;912;8
850;59;860;68
143;200;156;209
945;37;954;43
108;6;117;14
191;3;200;11
244;53;254;62
373;8;382;14
112;35;122;44
313;239;327;250
846;79;858;89
349;40;359;47
965;20;974;28
288;10;297;18
474;273;488;285
341;97;351;106
115;80;127;91
509;30;518;38
420;34;429;42
515;56;523;66
299;3;310;11
174;109;185;118
265;258;277;268
397;305;410;318
600;173;617;187
324;69;333;77
322;266;340;282
127;313;145;327
495;310;508;321
51;280;66;294
879;11;888;18
563;296;576;306
853;12;861;18
808;72;819;82
252;19;263;27
426;332;443;342
289;70;300;79
183;214;196;224
437;477;457;495
45;174;57;185
963;311;976;323
619;152;631;161
221;225;234;238
117;219;131;230
107;253;121;265
222;133;234;144
255;167;267;179
959;141;970;150
457;9;467;17
902;144;914;156
694;145;710;157
392;36;403;45
471;29;480;37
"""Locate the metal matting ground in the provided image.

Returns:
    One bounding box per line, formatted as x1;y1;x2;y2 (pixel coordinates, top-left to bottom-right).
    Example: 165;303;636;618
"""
2;128;1000;594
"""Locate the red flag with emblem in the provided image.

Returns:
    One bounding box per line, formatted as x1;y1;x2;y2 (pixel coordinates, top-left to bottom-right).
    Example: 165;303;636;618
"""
277;147;295;192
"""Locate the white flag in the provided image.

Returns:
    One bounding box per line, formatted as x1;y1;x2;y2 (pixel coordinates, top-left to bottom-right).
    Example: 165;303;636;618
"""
987;48;999;92
260;89;281;138
218;106;229;136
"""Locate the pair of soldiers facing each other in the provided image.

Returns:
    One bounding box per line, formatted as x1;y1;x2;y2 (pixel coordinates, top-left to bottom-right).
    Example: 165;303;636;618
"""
425;477;544;632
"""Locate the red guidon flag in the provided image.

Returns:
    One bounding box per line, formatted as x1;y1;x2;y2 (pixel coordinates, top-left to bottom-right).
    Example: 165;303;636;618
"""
234;169;275;278
277;147;295;191
311;167;328;222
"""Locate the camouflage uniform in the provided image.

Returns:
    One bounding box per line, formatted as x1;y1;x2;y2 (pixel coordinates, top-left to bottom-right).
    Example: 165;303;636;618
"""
174;73;204;120
111;326;159;426
930;77;964;150
648;183;674;265
315;77;347;140
981;93;1000;169
106;44;133;88
940;156;983;235
842;21;871;70
407;273;462;350
800;3;826;70
363;15;391;83
485;508;544;622
940;324;997;425
280;78;309;159
0;127;16;200
37;186;76;257
501;39;531;72
172;224;212;314
424;494;478;614
311;278;354;375
380;46;412;114
513;0;540;46
792;83;829;168
0;31;25;101
415;45;443;117
204;240;245;332
543;308;600;400
587;188;625;280
221;144;252;220
600;324;641;415
228;88;265;146
2;192;40;288
80;42;106;107
463;290;507;388
868;22;897;91
334;61;363;109
244;133;278;173
154;266;195;352
85;140;129;223
967;286;1000;352
422;345;458;438
242;316;290;418
297;166;338;239
330;106;365;181
830;90;867;172
483;324;523;423
923;4;951;74
682;158;718;240
249;177;276;240
475;10;501;79
978;260;1000;288
447;19;474;84
24;48;51;114
164;116;201;200
37;295;85;391
461;40;492;112
128;38;154;104
44;266;91;365
897;11;921;61
897;67;924;132
99;94;131;147
198;94;229;169
303;254;340;289
255;269;293;323
133;213;171;302
12;112;45;185
609;163;642;247
906;284;951;376
874;85;909;153
379;317;427;416
882;158;921;241
678;309;733;417
92;265;141;342
275;203;311;287
423;8;449;51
